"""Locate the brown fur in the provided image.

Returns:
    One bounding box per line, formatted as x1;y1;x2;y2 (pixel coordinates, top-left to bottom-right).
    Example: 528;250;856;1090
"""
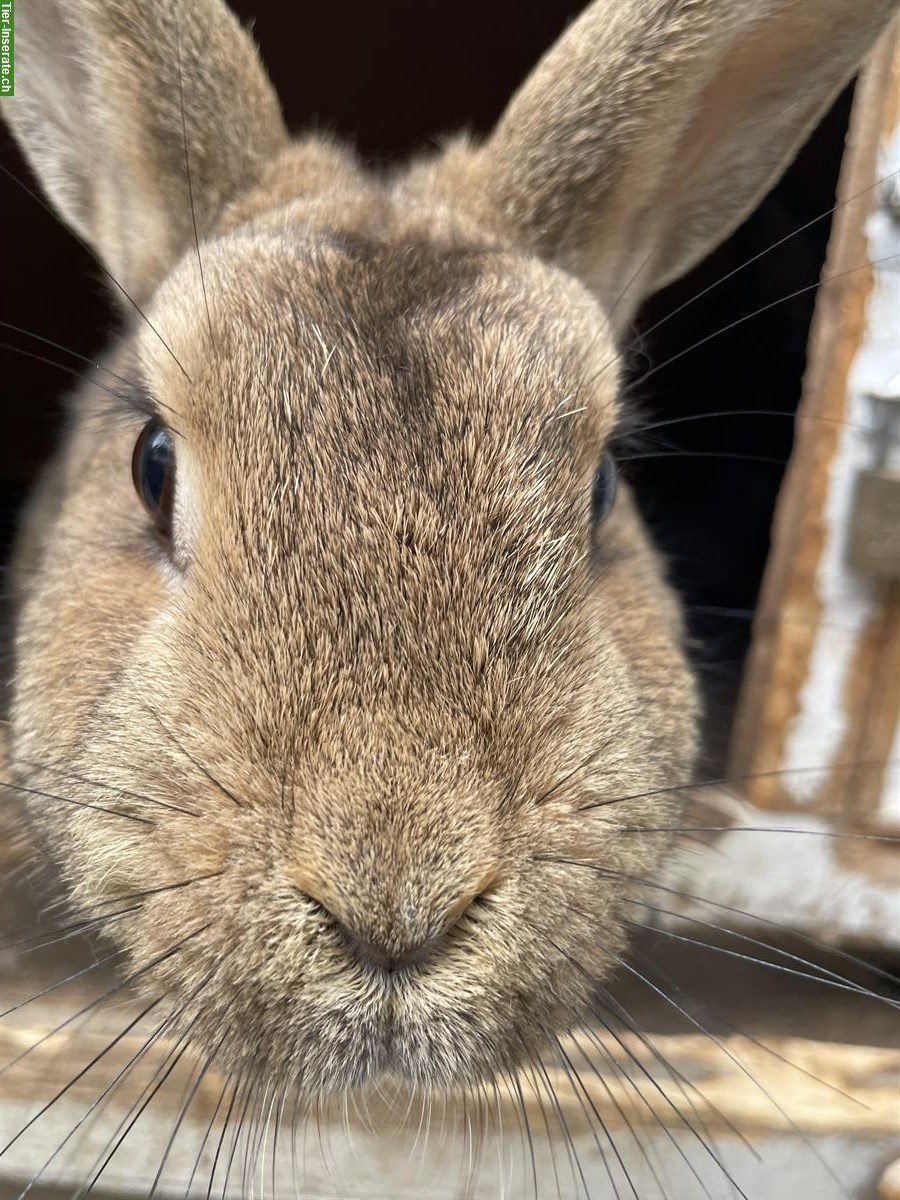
3;0;895;1093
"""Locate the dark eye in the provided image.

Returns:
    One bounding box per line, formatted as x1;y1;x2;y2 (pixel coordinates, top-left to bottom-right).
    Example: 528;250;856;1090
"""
591;452;618;525
132;421;175;536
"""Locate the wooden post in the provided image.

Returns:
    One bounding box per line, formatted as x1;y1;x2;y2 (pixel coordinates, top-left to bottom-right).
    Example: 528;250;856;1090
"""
730;20;900;831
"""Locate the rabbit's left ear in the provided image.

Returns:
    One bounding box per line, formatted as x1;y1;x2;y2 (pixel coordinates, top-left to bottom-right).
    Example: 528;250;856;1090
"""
2;0;287;301
464;0;898;327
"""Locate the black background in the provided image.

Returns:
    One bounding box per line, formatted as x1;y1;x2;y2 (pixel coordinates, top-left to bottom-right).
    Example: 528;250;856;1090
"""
0;1;853;763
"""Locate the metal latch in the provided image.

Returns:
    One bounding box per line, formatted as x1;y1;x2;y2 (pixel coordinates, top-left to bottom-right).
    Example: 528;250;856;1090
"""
846;375;900;579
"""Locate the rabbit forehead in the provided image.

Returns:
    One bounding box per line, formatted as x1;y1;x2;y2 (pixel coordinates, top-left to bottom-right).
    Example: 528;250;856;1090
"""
125;229;620;729
138;219;620;441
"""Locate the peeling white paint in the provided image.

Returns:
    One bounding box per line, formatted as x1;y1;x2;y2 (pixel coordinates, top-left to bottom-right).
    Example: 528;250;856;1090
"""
661;808;900;945
879;717;900;827
782;122;900;811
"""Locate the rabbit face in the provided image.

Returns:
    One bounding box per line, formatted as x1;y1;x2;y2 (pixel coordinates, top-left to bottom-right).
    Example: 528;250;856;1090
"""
6;0;895;1094
12;189;697;1087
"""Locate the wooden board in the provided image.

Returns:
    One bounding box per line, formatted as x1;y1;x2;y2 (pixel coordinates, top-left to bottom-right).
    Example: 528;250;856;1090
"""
719;20;900;947
0;985;898;1198
731;19;900;824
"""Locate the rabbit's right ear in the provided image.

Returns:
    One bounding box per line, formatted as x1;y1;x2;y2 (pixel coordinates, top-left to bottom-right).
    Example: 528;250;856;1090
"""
2;0;287;301
464;0;898;329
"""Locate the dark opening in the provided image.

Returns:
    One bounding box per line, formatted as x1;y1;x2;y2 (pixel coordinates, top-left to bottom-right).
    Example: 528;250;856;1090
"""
0;2;852;764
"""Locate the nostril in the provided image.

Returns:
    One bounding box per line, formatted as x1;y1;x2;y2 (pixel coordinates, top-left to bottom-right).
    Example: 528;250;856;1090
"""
291;880;344;933
344;924;442;973
294;889;392;966
350;935;406;973
292;871;502;972
290;885;391;965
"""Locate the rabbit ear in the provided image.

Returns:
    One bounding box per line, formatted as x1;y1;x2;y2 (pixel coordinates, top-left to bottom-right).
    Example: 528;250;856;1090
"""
2;0;286;300
470;0;898;327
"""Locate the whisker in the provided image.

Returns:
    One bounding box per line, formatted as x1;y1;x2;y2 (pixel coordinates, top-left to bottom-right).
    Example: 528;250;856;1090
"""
592;1004;739;1193
174;13;213;339
624;921;870;1109
2;872;220;957
143;702;246;809
631;897;886;1005
0;160;193;382
542;898;754;1151
490;1075;513;1200
0;995;165;1157
12;996;168;1198
508;1069;539;1200
539;923;749;1191
78;1015;201;1196
149;1027;229;1197
16;755;200;818
240;1076;266;1196
606;948;843;1185
632;253;900;386
0;903;142;954
683;603;859;635
0;947;124;1019
619;449;786;466
247;1079;276;1198
629;886;896;1040
608;247;657;324
533;1053;593;1200
71;968;220;1196
0;777;153;824
600;990;758;1186
554;1032;632;1200
616;407;873;441
519;1054;564;1200
607;982;757;1154
571;1029;668;1197
622;824;900;842
204;1073;246;1200
637;168;900;343
290;1085;306;1200
533;743;607;808
622;914;900;1009
0;320;136;390
577;757;897;811
571;1020;707;1200
0;923;210;1078
592;862;900;993
220;1072;259;1200
623;942;859;1191
0;341;140;409
630;911;899;1007
272;1084;289;1200
88;869;226;910
184;1070;232;1199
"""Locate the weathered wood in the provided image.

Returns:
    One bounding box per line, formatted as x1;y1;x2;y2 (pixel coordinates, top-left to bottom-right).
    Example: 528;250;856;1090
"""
1;990;898;1196
1;1018;897;1138
719;20;900;948
731;19;900;824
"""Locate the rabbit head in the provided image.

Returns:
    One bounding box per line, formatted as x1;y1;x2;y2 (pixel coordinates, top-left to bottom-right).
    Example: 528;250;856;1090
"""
3;0;895;1092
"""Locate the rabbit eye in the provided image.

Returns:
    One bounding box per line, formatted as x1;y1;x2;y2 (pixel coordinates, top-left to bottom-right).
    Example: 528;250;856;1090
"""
591;452;617;525
132;421;175;536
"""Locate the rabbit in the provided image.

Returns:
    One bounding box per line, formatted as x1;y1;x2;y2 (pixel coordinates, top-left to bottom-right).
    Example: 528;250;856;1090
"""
1;0;896;1146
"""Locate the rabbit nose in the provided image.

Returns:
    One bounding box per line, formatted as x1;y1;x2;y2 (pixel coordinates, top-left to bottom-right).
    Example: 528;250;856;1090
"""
350;887;483;971
298;877;493;972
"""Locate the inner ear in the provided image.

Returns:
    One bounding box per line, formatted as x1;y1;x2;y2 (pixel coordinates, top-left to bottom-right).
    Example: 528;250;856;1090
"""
646;12;831;293
2;0;288;301
460;0;896;327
